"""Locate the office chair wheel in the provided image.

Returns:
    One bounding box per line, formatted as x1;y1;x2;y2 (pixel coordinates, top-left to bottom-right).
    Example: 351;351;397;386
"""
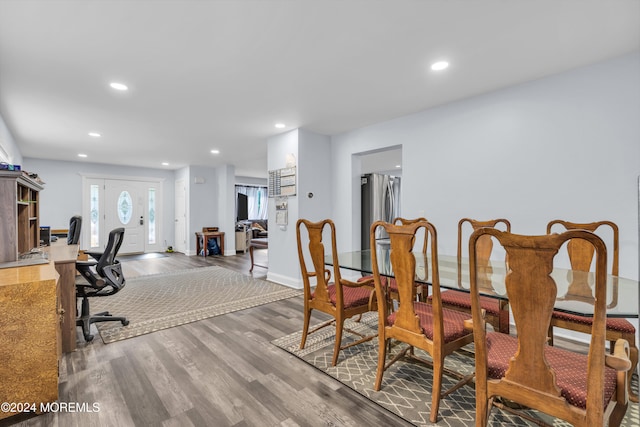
122;319;129;326
85;333;94;342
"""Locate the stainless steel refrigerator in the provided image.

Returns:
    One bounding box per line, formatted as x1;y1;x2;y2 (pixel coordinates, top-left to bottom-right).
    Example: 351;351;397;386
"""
361;173;401;249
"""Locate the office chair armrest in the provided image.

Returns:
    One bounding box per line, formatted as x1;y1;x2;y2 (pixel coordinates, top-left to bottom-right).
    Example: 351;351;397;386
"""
83;250;104;261
76;259;98;269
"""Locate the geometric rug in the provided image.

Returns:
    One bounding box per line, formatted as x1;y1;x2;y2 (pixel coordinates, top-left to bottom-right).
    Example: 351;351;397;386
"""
92;266;301;343
272;313;639;427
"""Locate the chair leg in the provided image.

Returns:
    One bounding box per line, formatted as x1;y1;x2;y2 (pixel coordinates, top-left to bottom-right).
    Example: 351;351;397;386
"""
332;317;344;366
627;340;638;403
299;306;312;350
76;317;94;342
76;296;129;342
498;301;510;334
430;355;443;423
547;325;555;346
374;335;387;391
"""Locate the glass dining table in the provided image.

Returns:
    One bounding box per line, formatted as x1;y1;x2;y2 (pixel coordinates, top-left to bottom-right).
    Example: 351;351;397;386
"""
326;248;639;319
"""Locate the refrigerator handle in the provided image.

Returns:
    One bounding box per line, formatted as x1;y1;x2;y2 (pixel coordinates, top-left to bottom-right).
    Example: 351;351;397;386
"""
387;180;395;221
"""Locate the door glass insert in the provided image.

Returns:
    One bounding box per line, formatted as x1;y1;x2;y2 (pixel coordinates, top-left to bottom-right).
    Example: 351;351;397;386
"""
90;184;100;247
117;191;133;225
148;188;156;244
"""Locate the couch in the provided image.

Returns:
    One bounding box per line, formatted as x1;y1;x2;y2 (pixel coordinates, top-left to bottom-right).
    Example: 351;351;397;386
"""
249;220;268;238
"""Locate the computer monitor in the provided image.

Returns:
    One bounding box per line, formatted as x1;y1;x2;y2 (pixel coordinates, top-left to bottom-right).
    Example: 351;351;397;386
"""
40;226;51;246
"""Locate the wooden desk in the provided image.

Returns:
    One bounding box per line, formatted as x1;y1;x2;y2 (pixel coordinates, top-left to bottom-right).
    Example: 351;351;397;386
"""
0;262;60;420
195;231;225;256
44;241;79;353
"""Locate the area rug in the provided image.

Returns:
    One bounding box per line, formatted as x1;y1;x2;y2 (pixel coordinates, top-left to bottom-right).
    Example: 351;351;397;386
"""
92;266;301;343
118;252;168;261
272;313;639;427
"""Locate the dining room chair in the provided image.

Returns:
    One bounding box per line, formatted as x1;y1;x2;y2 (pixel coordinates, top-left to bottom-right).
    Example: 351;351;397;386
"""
296;218;377;366
370;219;475;424
438;218;511;333
546;219;638;402
361;217;429;303
468;227;630;426
75;227;129;342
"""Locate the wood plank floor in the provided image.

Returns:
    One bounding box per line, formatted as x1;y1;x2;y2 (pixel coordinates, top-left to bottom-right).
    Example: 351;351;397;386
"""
2;251;412;427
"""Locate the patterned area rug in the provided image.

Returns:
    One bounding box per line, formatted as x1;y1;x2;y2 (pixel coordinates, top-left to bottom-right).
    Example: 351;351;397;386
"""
272;313;639;427
92;266;301;343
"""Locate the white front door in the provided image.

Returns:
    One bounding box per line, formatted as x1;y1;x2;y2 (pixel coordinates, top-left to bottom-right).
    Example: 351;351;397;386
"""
82;176;163;254
105;180;145;253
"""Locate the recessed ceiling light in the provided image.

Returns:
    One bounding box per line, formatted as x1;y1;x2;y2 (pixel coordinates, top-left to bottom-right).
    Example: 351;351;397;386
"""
395;165;401;168
430;61;449;71
274;123;286;129
109;82;128;91
88;132;101;137
78;153;88;158
161;162;169;166
210;149;220;154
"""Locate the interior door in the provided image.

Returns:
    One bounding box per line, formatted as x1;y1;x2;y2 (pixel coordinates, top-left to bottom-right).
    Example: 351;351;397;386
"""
105;180;145;253
174;178;186;253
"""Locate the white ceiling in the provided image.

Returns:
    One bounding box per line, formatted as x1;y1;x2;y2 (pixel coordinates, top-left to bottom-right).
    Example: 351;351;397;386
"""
1;1;638;178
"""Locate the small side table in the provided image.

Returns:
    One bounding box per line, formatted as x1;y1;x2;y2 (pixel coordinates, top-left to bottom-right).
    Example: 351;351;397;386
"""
195;231;225;256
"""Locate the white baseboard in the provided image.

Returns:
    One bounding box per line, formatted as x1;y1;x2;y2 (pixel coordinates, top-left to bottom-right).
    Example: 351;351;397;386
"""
266;272;303;289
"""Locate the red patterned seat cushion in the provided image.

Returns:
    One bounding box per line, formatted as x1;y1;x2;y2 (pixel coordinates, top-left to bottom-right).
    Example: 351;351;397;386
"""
387;302;472;343
485;332;617;410
313;283;372;309
552;310;636;334
437;289;502;316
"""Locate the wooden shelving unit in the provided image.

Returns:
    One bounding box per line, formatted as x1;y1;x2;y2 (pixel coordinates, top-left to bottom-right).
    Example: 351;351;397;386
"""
0;170;44;263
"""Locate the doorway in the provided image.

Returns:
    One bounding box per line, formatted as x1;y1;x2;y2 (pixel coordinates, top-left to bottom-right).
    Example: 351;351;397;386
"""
82;176;163;254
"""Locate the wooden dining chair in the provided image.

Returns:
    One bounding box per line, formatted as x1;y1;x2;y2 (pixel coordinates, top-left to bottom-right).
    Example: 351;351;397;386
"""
469;228;630;427
386;217;429;302
547;219;638;402
438;218;511;333
370;219;474;424
296;218;377;366
359;217;429;302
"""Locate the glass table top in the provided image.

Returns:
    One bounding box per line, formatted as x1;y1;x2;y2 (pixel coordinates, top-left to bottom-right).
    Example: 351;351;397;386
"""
326;249;639;318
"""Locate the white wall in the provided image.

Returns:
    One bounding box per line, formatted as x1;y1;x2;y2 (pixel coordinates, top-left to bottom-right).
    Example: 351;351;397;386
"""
0;114;22;165
216;164;236;255
298;129;332;222
331;52;640;282
266;129;334;288
266;130;300;286
187;165;219;254
23;158;176;246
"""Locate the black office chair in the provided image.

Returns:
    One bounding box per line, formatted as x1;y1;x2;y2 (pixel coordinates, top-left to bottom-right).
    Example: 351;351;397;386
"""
68;215;82;244
75;227;129;341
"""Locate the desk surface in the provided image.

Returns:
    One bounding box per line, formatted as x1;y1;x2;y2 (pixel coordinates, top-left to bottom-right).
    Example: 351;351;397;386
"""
44;241;79;263
327;249;639;318
0;259;59;287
